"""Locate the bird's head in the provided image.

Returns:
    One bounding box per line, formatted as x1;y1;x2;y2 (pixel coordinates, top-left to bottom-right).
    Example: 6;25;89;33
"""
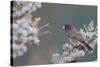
62;24;72;31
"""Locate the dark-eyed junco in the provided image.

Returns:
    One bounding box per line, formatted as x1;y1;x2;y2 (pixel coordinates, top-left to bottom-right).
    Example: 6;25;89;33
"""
62;24;92;51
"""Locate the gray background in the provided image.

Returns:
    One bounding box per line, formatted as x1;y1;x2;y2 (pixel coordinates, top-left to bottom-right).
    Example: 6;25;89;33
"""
13;2;97;66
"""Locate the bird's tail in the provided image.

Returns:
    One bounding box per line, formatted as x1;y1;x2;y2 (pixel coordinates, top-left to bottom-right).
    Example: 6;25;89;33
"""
79;41;92;52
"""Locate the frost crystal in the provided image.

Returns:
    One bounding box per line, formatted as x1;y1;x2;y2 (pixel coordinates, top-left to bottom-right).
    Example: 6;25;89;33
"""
51;20;97;63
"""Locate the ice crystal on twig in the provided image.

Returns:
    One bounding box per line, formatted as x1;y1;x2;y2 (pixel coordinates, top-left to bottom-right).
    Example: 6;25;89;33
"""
51;20;97;63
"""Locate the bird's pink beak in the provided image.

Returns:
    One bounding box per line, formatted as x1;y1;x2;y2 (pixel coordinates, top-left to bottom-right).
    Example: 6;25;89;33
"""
62;26;65;29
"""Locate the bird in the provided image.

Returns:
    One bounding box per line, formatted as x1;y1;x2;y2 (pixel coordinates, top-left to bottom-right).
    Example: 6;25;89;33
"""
62;24;92;52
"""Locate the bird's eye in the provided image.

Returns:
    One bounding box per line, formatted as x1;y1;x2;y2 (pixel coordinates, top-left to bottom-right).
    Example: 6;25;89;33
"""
65;25;70;30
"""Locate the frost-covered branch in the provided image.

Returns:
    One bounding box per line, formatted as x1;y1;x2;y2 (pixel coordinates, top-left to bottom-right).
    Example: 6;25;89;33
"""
12;1;51;58
13;0;42;18
80;20;97;49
